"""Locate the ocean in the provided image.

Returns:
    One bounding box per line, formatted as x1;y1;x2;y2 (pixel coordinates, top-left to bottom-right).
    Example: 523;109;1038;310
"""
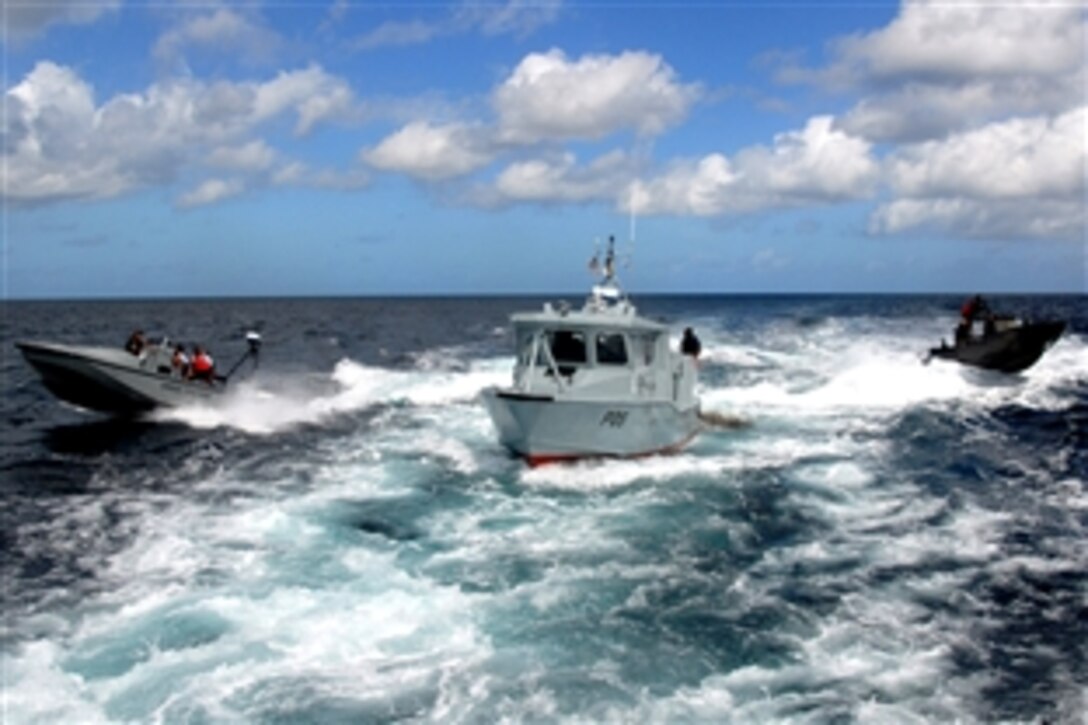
2;294;1086;723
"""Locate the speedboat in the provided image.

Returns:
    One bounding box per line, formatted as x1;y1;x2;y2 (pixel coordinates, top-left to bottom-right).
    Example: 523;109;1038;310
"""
926;315;1065;373
17;333;261;414
481;236;701;465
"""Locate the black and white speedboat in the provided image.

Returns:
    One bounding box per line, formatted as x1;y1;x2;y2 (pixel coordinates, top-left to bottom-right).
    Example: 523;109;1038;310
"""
17;333;261;414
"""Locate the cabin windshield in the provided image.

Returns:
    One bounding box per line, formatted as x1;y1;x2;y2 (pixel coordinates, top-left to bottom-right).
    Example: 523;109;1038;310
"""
595;333;628;365
540;330;587;366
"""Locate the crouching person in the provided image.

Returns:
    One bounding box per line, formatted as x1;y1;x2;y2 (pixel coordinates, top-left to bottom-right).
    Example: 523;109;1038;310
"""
189;345;216;384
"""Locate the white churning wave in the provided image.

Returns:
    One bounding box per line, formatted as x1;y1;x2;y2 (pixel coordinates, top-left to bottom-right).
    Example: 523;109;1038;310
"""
153;356;510;435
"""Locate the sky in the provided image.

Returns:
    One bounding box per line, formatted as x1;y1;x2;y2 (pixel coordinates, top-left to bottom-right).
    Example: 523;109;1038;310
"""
2;0;1085;298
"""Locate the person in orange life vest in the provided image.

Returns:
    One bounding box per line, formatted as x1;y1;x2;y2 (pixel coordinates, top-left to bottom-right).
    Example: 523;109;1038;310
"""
189;345;215;383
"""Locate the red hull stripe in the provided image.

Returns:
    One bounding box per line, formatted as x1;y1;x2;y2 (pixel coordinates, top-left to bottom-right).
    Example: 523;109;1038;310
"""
524;429;700;467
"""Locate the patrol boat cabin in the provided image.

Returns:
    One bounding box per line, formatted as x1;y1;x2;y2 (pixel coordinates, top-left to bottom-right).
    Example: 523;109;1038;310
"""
482;237;700;465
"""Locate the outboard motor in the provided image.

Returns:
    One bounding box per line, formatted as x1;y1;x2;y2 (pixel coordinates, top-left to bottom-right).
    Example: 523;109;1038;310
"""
222;331;262;383
245;331;262;364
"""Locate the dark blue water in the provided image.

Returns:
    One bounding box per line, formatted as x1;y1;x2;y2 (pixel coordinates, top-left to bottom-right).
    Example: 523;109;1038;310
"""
3;295;1086;722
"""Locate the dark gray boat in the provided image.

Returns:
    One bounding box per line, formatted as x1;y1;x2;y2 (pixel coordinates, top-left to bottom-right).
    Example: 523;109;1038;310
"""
17;333;260;414
927;316;1065;373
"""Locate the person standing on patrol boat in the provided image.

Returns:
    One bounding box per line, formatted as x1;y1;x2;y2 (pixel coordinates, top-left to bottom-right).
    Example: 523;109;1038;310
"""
681;327;702;359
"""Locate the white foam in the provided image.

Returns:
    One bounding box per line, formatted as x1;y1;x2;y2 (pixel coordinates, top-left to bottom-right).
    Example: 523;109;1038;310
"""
700;343;780;368
633;586;976;722
702;348;967;418
155;357;509;435
4;641;109;723
699;326;1086;422
5;461;490;723
518;453;724;491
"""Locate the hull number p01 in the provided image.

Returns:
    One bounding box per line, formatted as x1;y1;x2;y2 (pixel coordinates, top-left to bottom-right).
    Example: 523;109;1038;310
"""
600;410;628;428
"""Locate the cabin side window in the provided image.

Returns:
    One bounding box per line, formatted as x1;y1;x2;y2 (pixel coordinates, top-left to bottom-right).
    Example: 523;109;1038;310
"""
543;330;587;365
595;333;628;365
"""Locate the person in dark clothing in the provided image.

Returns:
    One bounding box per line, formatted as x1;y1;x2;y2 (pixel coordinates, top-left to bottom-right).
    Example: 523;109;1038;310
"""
961;294;990;324
681;327;702;359
955;320;970;344
959;295;992;341
125;329;146;356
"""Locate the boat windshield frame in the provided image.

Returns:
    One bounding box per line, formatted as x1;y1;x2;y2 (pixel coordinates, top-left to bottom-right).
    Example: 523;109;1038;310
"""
514;320;663;392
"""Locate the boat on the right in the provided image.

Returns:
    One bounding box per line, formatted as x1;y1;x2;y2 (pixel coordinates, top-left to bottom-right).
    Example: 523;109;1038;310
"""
926;296;1065;373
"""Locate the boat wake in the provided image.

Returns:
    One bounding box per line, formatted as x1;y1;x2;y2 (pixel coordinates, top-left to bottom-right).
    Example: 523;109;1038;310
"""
153;358;509;435
699;324;1085;421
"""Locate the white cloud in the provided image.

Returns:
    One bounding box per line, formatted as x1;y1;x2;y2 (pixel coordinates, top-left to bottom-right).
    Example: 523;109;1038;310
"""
361;48;696;183
4;62;131;201
750;0;1087;244
271;162;307;185
2;0;120;38
354;19;440;50
628;116;879;216
831;0;1083;84
870;107;1087;240
491;150;636;205
785;0;1087;142
362;122;494;181
736;116;879;200
154;8;282;67
271;161;370;190
494;49;700;143
207;140;277;172
886;108;1085;201
1;61;362;205
254;65;358;135
7;60;96;124
835;74;1083;143
454;0;562;37
177;178;245;208
353;0;561;50
870;198;1085;241
625;154;736;217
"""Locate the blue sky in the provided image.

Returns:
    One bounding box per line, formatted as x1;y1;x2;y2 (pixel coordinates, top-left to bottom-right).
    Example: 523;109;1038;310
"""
3;0;1085;298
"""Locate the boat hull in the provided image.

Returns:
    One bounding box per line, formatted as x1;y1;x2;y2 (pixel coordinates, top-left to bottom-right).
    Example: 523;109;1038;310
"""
17;341;219;414
929;320;1066;373
481;387;701;465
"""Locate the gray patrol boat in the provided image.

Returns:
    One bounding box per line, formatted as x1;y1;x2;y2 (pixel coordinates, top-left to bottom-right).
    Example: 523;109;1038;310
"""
482;236;701;465
17;333;260;414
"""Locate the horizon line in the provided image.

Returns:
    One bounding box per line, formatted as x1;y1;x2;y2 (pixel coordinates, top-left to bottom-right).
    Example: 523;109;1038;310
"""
6;290;1085;303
